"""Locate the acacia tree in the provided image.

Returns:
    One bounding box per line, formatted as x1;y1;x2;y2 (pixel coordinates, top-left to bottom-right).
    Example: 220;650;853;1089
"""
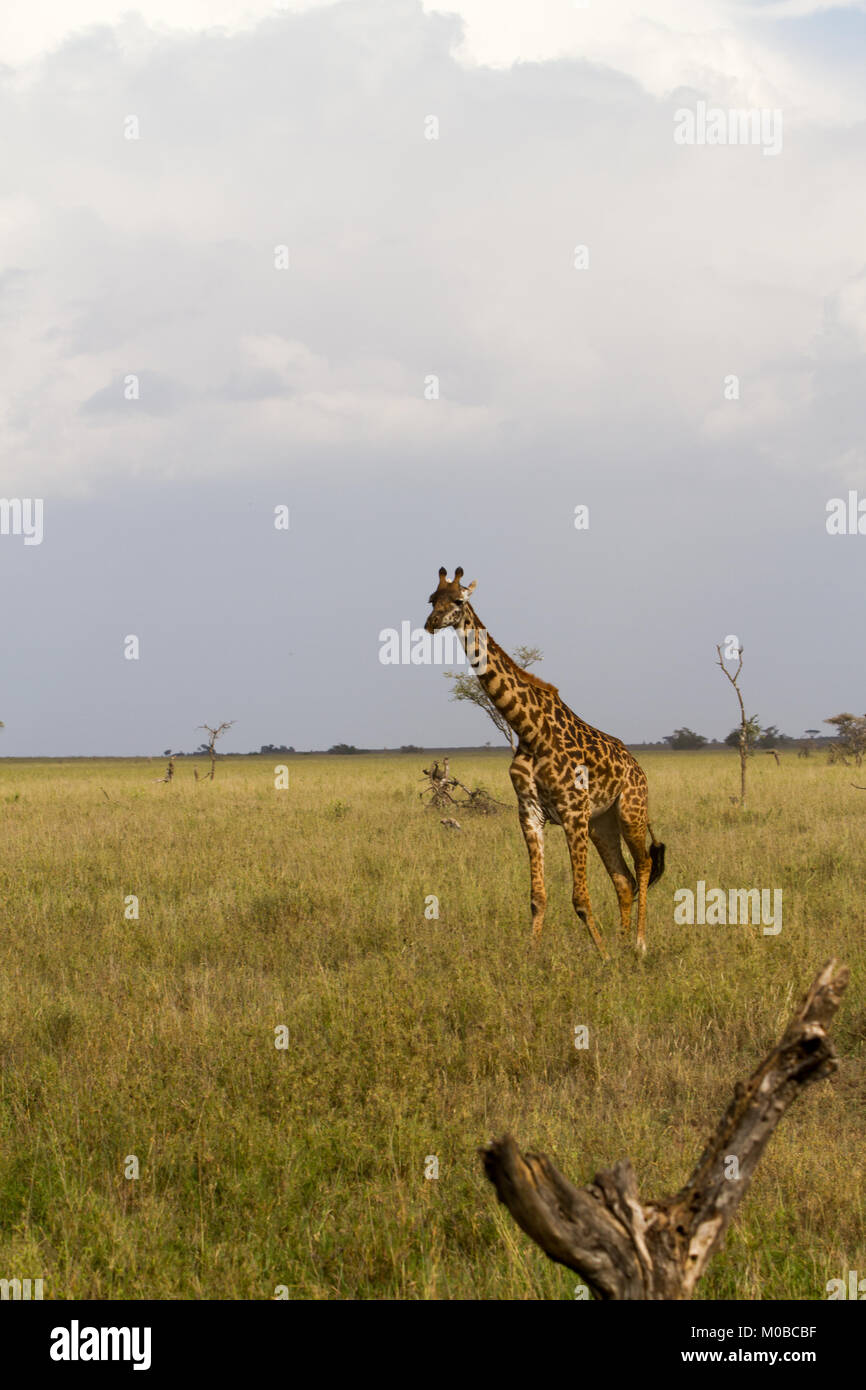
444;645;542;751
197;721;235;780
715;642;749;807
824;713;866;766
723;715;762;750
663;728;707;750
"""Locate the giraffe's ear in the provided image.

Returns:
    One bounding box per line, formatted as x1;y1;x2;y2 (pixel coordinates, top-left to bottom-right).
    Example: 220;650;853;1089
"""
461;579;477;599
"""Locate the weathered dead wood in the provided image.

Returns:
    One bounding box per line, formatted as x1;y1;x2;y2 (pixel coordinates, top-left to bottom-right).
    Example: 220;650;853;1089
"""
419;759;508;815
483;960;848;1299
197;721;235;780
420;760;457;809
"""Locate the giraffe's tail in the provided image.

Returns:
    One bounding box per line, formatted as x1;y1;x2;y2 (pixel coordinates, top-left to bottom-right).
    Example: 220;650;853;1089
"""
647;827;665;886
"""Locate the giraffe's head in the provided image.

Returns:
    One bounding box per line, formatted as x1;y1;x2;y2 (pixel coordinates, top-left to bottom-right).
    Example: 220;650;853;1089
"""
424;566;477;632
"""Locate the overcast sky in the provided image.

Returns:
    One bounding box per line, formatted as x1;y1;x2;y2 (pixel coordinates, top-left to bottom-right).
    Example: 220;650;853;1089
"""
1;0;865;755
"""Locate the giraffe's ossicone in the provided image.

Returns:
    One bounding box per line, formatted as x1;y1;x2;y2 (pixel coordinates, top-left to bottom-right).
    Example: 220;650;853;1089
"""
425;567;665;958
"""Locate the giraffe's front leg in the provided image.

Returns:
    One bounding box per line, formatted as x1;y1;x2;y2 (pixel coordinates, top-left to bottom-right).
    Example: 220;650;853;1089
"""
510;755;547;941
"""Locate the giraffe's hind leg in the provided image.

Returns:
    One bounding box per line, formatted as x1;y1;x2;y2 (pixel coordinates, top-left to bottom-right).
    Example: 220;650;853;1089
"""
616;787;653;953
589;803;636;938
563;806;609;961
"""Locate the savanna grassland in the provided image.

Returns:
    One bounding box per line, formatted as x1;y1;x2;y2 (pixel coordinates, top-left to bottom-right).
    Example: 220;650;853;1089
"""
0;750;863;1300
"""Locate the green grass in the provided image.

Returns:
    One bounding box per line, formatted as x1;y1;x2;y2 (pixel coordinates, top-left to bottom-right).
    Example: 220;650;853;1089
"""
0;750;863;1299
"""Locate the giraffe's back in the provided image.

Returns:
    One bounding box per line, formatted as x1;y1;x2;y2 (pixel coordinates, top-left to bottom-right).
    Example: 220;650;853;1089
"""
527;694;647;819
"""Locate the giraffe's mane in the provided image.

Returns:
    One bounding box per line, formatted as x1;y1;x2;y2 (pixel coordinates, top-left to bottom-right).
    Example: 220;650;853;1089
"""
496;643;559;695
464;607;559;694
516;666;559;694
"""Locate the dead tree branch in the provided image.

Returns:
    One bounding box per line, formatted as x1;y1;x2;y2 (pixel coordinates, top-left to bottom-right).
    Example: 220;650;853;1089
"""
197;721;235;781
715;642;749;807
483;960;848;1300
419;758;508;815
100;788;127;807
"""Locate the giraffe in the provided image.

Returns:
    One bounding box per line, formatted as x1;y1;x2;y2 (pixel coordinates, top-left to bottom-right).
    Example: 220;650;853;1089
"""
425;568;665;958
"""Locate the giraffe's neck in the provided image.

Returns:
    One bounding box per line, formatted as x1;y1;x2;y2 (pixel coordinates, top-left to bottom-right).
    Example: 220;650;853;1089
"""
455;605;547;745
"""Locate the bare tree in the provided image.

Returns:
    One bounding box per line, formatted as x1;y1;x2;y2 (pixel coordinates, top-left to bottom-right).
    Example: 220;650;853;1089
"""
197;722;235;780
483;960;847;1300
715;643;749;807
444;645;543;751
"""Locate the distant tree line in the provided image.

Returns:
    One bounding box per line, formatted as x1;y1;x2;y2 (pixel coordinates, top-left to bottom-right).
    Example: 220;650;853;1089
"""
660;723;843;752
161;743;486;756
166;742;295;756
157;716;860;760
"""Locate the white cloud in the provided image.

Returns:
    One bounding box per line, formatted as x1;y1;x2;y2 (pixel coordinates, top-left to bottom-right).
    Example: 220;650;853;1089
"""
0;0;863;504
423;0;866;121
0;2;330;66
5;0;865;125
